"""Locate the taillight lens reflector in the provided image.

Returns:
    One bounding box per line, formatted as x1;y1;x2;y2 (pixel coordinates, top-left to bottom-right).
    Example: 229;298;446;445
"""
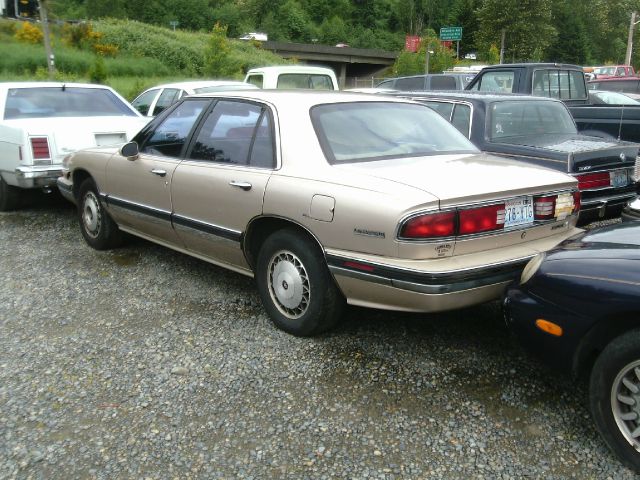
534;196;556;220
572;191;581;213
459;204;504;235
30;137;51;160
575;172;610;190
400;211;456;238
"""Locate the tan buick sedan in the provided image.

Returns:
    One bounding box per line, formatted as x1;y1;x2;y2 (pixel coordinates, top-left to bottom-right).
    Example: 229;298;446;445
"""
58;91;581;336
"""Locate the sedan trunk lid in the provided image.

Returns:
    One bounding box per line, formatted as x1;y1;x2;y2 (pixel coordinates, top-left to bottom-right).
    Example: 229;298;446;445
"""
335;152;577;207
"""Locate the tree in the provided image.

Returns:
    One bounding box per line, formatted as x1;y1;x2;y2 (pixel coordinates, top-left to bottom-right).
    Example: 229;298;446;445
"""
318;16;348;45
475;0;556;62
85;0;126;18
204;23;241;77
546;1;591;64
448;0;481;57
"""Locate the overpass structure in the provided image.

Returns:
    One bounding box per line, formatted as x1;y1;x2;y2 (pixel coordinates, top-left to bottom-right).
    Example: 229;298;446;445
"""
259;41;398;88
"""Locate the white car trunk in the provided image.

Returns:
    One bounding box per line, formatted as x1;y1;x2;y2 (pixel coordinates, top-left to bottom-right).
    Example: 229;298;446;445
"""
6;116;149;165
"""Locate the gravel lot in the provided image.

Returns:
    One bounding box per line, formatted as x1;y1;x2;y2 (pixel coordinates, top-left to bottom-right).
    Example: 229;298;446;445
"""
0;198;633;479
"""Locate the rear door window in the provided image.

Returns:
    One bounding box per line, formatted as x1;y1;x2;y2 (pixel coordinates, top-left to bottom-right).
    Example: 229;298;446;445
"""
131;89;159;116
153;88;181;115
429;76;457;90
451;104;471;137
395;77;426;91
421;101;454;120
188;100;275;168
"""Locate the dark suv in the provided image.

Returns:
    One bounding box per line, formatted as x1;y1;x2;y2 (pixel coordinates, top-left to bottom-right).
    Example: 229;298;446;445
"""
376;73;474;91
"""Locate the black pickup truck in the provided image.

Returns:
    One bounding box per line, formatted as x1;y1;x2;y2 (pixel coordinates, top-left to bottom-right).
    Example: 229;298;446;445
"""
465;63;640;144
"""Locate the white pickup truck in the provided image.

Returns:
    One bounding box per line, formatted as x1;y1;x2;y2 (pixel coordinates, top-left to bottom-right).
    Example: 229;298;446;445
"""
244;66;339;90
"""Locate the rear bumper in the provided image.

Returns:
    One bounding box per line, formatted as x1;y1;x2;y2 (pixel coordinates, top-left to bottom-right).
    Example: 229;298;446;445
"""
580;191;637;221
11;165;63;189
329;255;530;313
326;224;582;313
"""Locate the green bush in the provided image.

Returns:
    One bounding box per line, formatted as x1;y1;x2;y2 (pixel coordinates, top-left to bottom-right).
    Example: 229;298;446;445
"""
88;55;107;83
94;19;206;75
0;17;290;83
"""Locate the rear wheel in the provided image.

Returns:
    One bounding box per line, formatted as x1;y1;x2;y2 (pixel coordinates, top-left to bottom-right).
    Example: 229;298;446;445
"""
0;177;20;211
256;229;344;336
590;330;640;473
77;178;122;250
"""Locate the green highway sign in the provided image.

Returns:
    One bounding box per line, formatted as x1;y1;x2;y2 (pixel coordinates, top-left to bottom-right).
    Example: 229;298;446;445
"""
440;26;462;41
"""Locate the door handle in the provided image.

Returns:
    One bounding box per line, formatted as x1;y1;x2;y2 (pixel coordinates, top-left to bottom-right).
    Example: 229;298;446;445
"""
151;169;167;177
229;181;252;191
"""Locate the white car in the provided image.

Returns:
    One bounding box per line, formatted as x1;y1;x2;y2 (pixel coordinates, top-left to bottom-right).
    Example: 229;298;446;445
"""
0;82;149;211
131;81;258;117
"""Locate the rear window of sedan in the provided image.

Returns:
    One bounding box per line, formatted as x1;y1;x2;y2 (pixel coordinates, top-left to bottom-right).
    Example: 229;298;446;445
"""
489;100;576;141
4;87;137;119
311;102;478;164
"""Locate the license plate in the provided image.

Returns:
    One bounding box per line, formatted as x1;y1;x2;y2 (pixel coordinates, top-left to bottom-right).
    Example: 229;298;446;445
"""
610;169;629;188
504;196;534;228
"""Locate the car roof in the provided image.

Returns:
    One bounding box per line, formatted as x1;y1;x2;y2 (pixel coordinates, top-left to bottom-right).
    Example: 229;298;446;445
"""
478;62;583;70
588;77;640;83
147;80;256;90
0;81;114;90
394;91;563;103
246;66;336;74
187;89;417;107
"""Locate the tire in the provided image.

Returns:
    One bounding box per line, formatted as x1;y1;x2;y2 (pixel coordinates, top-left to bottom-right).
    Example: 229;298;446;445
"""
590;329;640;473
0;176;20;211
255;229;345;337
77;178;122;250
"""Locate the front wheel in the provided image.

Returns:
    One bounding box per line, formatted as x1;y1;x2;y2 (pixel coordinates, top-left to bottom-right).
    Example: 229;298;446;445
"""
0;176;20;211
590;330;640;473
256;229;344;336
77;178;122;250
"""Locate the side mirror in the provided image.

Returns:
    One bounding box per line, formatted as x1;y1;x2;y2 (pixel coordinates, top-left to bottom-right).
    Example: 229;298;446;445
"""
120;141;139;160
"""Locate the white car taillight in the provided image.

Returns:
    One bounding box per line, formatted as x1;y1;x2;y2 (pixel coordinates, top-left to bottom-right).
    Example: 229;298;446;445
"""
30;137;51;160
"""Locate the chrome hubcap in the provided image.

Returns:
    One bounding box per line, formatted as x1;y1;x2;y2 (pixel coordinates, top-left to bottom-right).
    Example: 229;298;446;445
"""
82;191;101;238
611;359;640;451
267;250;310;319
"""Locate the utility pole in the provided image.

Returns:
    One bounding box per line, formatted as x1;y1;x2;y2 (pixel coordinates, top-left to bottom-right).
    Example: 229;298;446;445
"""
499;29;505;64
625;11;639;66
37;0;55;78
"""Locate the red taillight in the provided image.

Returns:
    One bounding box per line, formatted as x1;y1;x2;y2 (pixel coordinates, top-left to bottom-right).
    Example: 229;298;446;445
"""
534;196;556;220
400;211;456;238
30;137;51;160
572;190;581;213
459;204;504;235
575;172;610;190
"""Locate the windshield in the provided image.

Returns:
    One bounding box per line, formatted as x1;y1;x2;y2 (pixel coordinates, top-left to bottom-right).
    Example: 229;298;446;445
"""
489;100;576;141
311;102;478;164
594;66;616;75
591;90;640;105
4;87;136;119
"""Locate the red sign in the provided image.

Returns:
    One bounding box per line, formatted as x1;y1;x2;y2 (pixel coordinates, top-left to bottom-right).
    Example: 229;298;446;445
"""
441;40;453;49
405;35;421;53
